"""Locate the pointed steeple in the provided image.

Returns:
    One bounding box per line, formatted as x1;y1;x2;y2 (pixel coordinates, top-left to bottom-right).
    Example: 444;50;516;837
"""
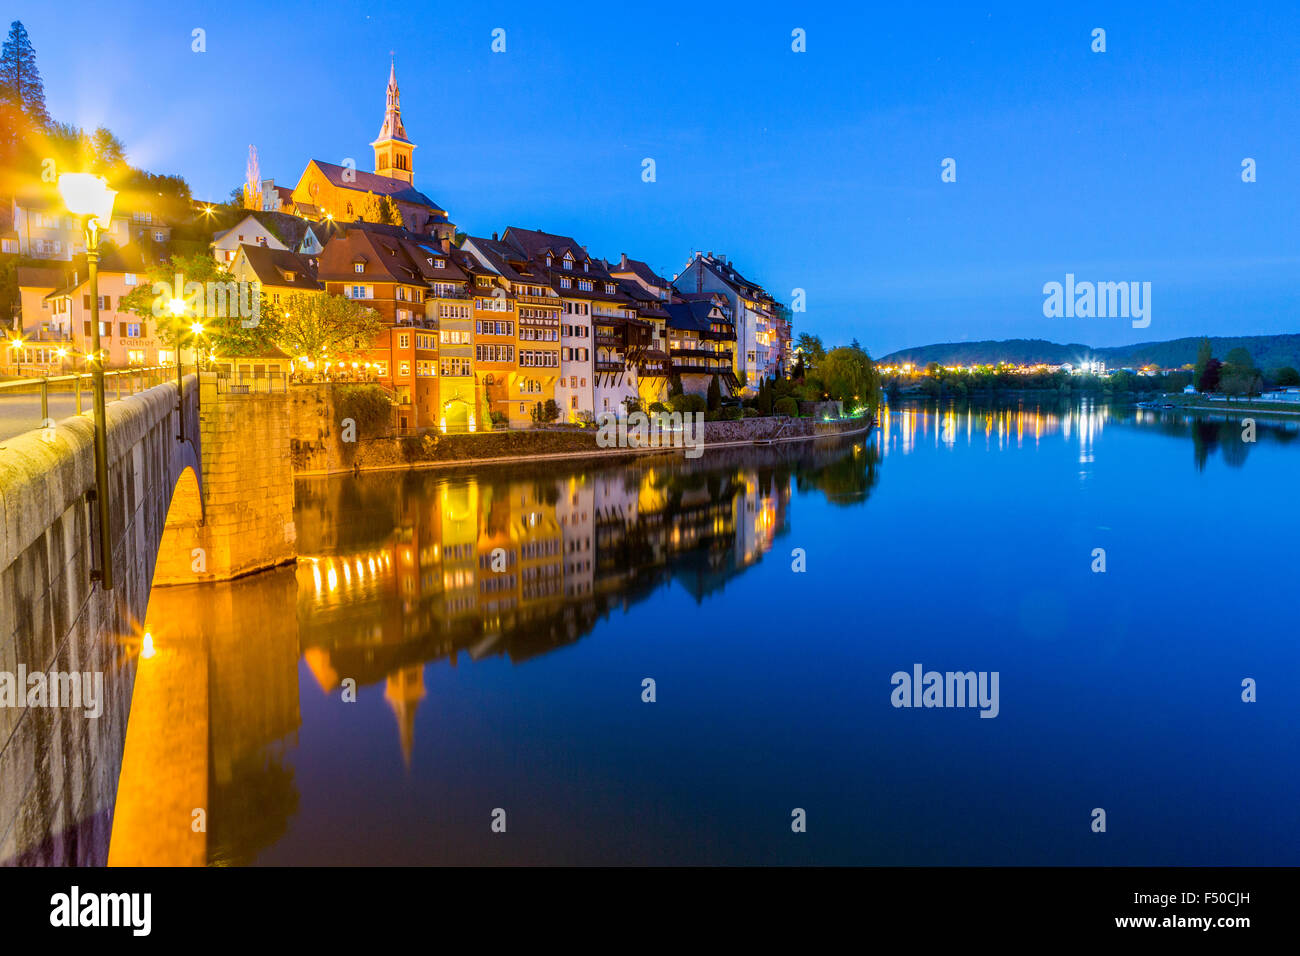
372;58;416;183
376;58;409;144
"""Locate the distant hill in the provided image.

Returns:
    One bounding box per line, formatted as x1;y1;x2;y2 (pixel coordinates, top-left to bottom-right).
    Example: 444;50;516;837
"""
878;335;1300;371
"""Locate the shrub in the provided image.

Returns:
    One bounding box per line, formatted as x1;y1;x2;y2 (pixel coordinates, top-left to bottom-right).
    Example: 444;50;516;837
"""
648;401;669;414
774;397;799;417
670;393;706;414
707;375;721;411
335;384;392;438
742;407;759;418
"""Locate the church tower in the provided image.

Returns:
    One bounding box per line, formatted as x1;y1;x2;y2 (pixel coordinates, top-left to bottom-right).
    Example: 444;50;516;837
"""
371;60;415;184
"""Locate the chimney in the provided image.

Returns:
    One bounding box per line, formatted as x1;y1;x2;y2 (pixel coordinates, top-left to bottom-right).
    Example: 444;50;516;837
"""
491;231;498;241
620;253;628;269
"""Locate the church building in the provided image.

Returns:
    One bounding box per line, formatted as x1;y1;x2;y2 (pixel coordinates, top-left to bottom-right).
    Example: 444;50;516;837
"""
290;63;455;241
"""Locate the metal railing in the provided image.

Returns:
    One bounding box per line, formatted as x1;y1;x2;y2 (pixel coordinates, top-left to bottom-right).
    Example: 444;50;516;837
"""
0;365;175;430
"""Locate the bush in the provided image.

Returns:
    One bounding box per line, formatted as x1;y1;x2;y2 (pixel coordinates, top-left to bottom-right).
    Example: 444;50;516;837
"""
648;401;669;414
670;393;706;414
742;407;759;418
707;375;721;411
774;397;799;417
335;384;393;438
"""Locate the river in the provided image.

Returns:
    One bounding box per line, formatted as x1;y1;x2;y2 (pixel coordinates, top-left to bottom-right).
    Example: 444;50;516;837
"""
141;401;1300;865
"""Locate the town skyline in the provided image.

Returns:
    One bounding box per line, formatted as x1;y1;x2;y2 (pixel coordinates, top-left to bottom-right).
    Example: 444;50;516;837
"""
8;1;1299;357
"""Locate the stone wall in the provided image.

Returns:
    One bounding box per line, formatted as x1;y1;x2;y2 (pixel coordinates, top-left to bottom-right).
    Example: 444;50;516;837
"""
287;383;873;474
154;376;296;585
0;376;199;865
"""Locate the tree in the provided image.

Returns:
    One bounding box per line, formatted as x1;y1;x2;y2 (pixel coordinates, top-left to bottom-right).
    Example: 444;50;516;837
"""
275;290;382;368
1273;366;1300;387
0;21;49;128
1224;347;1254;369
379;196;403;227
359;191;382;222
707;374;721;410
795;332;826;367
819;344;881;411
1193;338;1213;388
119;252;282;359
1197;357;1222;394
668;372;683;397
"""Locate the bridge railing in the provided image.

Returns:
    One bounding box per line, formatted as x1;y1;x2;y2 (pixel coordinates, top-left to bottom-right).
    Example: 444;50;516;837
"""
213;369;288;395
0;365;177;435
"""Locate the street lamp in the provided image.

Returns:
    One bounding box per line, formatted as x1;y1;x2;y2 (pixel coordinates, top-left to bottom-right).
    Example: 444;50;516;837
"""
168;297;187;441
58;172;117;590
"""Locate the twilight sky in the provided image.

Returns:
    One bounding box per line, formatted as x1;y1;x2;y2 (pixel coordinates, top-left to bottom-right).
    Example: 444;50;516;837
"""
11;0;1299;356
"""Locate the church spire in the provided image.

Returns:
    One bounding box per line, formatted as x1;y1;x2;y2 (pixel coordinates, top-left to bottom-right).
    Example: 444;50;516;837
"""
376;57;409;144
371;58;416;183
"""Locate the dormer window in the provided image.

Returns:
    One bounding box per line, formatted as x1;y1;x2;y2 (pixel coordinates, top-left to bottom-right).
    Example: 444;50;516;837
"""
582;260;589;272
434;259;445;269
546;255;553;267
354;262;365;273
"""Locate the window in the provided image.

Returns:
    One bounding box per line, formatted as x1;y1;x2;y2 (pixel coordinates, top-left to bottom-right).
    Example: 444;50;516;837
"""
348;286;372;299
375;360;388;376
354;262;365;273
434;259;445;269
399;361;411;377
605;283;616;295
127;350;145;364
124;273;137;286
155;231;166;242
578;279;593;292
133;211;151;223
398;333;410;349
559;277;571;289
126;323;141;338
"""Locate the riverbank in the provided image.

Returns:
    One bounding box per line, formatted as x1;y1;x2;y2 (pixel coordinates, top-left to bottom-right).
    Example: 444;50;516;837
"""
291;411;874;477
1154;397;1300;419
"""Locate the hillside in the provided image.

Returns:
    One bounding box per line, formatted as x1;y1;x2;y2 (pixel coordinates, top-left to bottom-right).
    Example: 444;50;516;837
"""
879;335;1300;371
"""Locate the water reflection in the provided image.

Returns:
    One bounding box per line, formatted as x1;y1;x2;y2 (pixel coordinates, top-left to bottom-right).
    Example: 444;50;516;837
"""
294;439;880;763
879;398;1300;471
139;437;880;864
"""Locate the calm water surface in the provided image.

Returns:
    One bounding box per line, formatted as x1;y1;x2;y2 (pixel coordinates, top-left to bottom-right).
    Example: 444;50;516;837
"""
147;401;1300;865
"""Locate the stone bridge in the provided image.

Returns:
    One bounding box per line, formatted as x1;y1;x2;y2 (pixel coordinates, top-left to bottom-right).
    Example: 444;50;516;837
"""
0;374;296;865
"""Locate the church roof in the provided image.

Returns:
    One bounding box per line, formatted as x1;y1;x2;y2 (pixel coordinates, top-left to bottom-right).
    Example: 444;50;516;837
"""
307;160;443;212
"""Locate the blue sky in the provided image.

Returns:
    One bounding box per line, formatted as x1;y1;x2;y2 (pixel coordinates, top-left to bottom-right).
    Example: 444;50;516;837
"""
12;1;1299;355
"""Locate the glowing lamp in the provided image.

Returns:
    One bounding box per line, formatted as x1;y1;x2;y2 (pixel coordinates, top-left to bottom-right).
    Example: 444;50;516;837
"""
57;173;116;229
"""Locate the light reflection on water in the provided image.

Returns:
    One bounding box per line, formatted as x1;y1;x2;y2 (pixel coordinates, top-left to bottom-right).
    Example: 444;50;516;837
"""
138;403;1300;865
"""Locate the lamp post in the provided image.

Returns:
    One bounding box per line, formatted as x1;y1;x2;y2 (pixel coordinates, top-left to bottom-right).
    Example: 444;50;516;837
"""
167;297;187;441
58;173;117;590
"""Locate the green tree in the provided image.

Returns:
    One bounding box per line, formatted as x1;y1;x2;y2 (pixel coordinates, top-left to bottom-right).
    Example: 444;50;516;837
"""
119;252;281;359
1272;366;1300;387
1193;338;1213;388
707;374;721;411
274;290;382;368
379;196;403;227
795;332;826;367
819;345;881;411
0;21;49;127
668;372;683;397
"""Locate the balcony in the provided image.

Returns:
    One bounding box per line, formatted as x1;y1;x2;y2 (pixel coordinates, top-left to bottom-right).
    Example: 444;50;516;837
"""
595;359;624;373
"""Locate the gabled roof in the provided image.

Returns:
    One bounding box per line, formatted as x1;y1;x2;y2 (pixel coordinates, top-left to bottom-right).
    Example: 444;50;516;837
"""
234;244;322;290
316;229;417;283
16;266;67;290
306;160;444;211
609;254;669;289
463;235;550;287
